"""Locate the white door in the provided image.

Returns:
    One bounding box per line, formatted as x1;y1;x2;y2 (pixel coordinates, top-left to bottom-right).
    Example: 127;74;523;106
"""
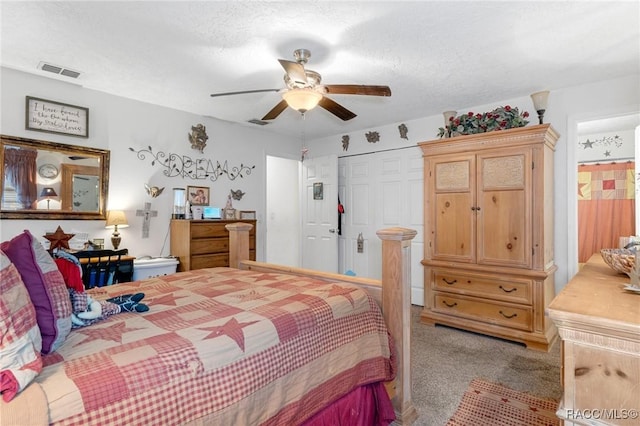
301;154;338;272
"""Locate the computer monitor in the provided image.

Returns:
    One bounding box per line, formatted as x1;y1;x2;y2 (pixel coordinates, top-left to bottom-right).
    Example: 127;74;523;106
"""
202;206;222;219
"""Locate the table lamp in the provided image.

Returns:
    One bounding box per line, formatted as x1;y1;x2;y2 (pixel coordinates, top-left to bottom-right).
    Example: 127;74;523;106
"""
40;187;57;210
105;210;129;249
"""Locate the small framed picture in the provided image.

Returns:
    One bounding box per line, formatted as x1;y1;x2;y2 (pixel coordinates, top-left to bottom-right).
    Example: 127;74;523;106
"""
240;210;256;220
313;182;323;200
90;238;104;249
224;208;236;220
187;186;209;206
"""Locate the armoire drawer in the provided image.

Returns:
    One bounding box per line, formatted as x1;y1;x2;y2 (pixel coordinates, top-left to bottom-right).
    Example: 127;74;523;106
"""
190;238;229;255
432;270;532;304
190;253;229;269
433;293;532;331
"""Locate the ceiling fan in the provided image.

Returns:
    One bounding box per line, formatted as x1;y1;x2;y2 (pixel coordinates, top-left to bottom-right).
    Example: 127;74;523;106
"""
210;49;391;121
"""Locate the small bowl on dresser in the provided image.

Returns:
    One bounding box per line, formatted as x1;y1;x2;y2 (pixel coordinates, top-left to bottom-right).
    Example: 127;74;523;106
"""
600;248;636;275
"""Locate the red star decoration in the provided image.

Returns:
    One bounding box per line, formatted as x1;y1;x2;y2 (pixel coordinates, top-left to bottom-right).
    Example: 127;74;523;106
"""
44;226;75;251
76;322;144;344
578;182;588;198
198;317;258;351
327;284;358;306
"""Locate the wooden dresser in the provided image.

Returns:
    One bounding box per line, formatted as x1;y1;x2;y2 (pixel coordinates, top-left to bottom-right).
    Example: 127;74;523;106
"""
418;124;558;351
549;254;640;425
170;219;256;271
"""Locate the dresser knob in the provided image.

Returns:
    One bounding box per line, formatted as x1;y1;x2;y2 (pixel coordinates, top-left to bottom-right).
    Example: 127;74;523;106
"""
499;285;517;293
442;278;457;285
442;300;458;308
499;310;517;319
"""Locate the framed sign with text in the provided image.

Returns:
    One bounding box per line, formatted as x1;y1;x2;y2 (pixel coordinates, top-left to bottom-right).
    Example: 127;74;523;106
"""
25;96;89;138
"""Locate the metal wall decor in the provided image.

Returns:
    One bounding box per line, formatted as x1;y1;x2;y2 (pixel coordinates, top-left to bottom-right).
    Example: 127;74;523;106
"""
398;123;408;140
188;124;209;153
341;135;350;151
136;202;158;238
230;189;245;200
365;131;380;143
144;183;165;198
129;146;255;182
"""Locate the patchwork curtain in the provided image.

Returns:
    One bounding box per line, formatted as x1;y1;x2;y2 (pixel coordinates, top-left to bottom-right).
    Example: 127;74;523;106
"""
578;162;636;263
4;147;38;209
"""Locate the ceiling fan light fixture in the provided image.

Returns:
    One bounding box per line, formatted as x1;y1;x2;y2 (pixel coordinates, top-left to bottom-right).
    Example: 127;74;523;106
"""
282;89;322;113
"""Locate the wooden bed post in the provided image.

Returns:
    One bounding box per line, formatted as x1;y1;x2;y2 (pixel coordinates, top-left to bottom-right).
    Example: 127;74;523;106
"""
377;227;418;425
226;222;253;268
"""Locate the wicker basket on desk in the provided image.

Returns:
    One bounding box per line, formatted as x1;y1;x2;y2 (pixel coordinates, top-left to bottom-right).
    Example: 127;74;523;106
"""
600;248;636;275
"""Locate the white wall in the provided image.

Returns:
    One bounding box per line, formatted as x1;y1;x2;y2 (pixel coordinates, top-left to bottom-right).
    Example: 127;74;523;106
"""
306;74;640;294
0;67;299;258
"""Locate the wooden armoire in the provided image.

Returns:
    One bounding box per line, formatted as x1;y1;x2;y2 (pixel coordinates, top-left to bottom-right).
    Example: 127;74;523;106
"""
418;124;558;351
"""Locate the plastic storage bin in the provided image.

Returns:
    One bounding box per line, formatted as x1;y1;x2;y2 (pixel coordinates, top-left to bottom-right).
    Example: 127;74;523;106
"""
132;257;179;281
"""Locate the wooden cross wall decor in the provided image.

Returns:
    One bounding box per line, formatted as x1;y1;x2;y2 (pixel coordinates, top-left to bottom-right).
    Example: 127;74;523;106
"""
136;202;158;238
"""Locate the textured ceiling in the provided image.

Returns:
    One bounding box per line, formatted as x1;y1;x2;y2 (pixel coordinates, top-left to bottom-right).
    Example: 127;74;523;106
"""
1;1;639;140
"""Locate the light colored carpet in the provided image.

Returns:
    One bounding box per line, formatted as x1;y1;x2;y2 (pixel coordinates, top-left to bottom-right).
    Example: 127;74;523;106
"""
445;378;559;426
409;306;562;426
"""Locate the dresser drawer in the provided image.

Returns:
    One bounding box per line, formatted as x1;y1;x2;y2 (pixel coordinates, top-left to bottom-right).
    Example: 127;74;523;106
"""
190;223;230;239
432;269;532;304
190;253;229;269
433;293;532;331
190;238;229;255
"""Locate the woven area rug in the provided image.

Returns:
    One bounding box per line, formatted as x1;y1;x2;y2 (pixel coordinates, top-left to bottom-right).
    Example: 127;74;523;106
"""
446;378;560;426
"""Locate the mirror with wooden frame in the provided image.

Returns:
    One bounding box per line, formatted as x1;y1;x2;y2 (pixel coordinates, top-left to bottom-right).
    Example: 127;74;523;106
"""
0;134;110;219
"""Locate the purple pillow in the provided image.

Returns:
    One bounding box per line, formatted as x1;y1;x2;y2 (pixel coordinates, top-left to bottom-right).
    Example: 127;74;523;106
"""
1;231;72;354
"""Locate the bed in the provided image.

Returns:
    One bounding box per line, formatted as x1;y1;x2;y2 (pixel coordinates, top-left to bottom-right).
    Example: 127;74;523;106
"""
0;223;417;425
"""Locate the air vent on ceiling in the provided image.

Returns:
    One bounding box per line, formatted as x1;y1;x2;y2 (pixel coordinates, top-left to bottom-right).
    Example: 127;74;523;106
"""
248;119;269;126
37;61;81;79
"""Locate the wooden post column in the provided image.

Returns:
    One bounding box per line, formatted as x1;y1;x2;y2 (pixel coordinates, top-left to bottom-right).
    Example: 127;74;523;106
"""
225;222;253;268
377;227;418;425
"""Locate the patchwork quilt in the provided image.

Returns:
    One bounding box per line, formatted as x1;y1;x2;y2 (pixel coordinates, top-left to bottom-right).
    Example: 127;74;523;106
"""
37;267;394;425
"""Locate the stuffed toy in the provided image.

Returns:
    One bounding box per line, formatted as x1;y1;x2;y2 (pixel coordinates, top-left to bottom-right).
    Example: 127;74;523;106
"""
53;255;149;328
68;289;149;328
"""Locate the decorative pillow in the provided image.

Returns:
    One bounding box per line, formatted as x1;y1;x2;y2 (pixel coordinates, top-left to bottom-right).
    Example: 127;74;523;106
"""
1;231;72;354
0;250;43;402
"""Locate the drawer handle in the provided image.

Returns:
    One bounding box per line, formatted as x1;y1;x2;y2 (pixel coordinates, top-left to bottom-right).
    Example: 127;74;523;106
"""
499;310;517;319
499;285;517;293
442;300;458;308
442;278;457;285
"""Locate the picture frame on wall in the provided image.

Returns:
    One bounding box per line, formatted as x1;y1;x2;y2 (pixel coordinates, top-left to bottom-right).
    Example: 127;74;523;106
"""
187;186;209;206
239;210;256;220
25;96;89;138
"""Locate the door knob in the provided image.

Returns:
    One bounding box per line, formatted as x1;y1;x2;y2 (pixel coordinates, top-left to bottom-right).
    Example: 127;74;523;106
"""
329;228;336;233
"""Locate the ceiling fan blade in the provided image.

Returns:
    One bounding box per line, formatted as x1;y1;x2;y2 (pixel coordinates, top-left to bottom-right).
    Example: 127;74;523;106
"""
278;59;307;85
323;85;391;97
318;96;357;121
210;88;279;97
262;99;289;121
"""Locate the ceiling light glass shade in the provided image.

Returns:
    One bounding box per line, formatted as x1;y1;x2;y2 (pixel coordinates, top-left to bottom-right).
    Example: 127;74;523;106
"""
282;89;322;113
105;210;129;229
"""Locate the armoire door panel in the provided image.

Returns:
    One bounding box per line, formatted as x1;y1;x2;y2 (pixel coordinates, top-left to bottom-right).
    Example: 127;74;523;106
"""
478;189;529;266
433;192;474;261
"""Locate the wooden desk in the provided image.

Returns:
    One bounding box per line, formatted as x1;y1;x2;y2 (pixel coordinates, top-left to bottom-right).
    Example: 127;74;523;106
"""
548;254;640;425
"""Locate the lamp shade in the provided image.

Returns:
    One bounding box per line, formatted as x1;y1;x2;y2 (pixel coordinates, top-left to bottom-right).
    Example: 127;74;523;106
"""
105;210;129;229
530;91;550;112
40;187;57;198
282;89;322;113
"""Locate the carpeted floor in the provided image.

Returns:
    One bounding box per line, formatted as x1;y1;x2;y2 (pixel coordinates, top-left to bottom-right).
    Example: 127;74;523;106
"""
409;306;562;426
